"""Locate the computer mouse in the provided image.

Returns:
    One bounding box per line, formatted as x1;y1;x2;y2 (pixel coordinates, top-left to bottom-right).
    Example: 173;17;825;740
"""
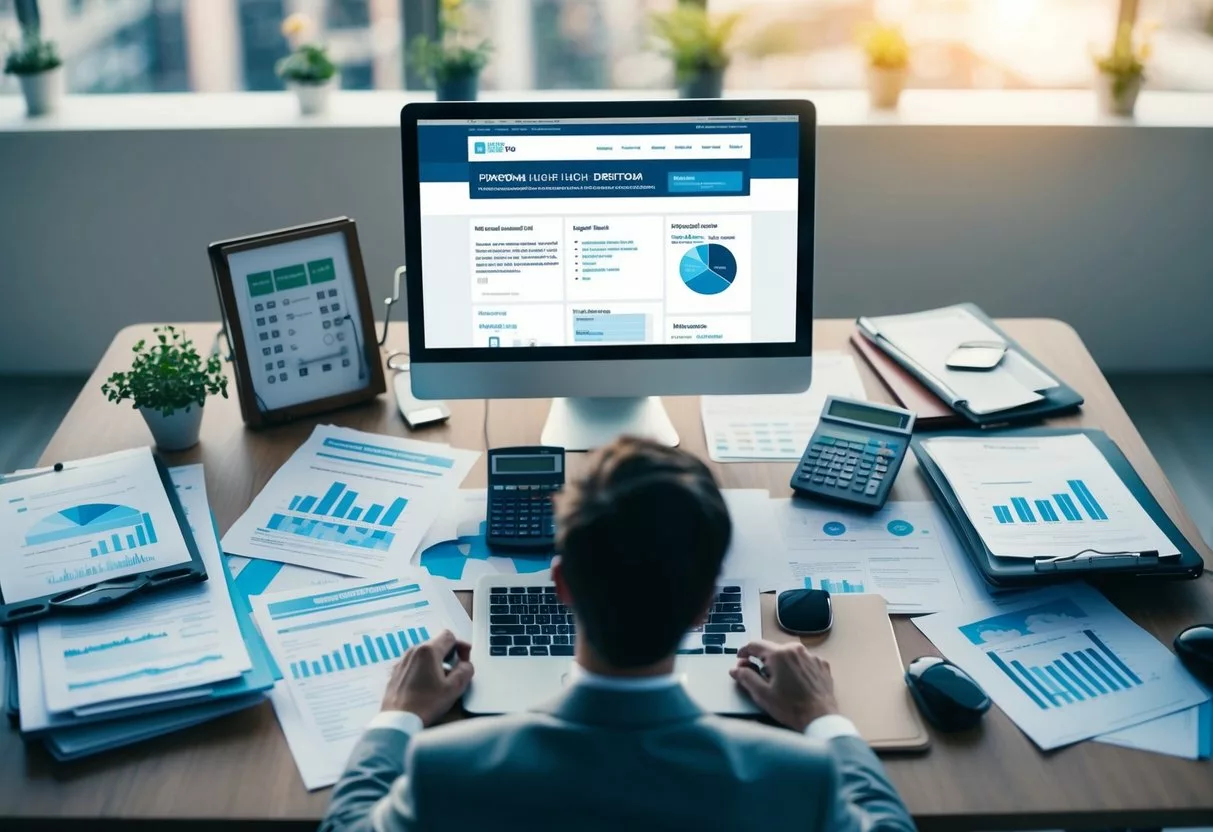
1174;625;1213;682
905;656;991;732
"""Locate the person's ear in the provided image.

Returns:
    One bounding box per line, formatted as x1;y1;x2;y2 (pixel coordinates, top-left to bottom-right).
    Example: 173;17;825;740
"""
552;557;574;608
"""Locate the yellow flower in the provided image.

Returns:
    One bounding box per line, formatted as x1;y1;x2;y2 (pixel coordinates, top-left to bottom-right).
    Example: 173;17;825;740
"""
441;0;462;11
282;13;313;40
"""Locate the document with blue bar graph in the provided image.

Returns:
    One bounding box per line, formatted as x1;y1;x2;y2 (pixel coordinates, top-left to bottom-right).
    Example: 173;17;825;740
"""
0;447;195;605
222;425;479;578
918;434;1177;560
29;464;251;714
915;584;1209;750
251;573;469;789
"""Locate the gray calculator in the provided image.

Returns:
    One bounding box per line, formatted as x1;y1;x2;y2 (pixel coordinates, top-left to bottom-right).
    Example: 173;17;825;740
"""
789;397;916;510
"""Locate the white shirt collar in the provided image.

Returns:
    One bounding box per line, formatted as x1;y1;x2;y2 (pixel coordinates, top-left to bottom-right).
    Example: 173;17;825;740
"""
570;662;681;692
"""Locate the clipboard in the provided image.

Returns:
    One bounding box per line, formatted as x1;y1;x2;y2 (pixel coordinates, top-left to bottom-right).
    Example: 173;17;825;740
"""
911;428;1204;588
856;304;1083;427
761;593;930;752
0;451;207;625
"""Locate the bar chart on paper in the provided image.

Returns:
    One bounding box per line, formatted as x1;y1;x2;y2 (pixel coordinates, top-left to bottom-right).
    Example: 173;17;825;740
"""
992;480;1108;525
288;626;431;679
803;577;865;594
916;585;1212;750
252;575;469;785
961;599;1149;712
265;482;406;552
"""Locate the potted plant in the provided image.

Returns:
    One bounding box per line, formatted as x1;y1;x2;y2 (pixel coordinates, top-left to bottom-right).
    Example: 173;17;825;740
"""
101;326;228;452
859;22;910;110
4;27;63;117
410;0;491;101
1093;21;1152;117
650;4;740;99
277;13;338;116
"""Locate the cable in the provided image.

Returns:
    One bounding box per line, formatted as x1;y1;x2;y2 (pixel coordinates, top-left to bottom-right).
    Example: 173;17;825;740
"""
483;398;491;450
344;313;369;382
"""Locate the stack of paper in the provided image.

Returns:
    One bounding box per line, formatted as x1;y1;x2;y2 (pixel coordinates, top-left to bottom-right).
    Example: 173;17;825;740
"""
700;351;867;462
914;584;1210;752
7;465;276;760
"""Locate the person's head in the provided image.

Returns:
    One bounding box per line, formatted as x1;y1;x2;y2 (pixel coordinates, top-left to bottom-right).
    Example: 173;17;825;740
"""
551;436;732;670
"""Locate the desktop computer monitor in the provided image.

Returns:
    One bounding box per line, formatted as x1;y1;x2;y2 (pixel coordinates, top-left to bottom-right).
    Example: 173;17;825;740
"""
400;99;815;449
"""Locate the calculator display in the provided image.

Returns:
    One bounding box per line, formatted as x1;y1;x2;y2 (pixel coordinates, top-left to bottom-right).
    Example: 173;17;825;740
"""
827;400;910;429
493;455;559;474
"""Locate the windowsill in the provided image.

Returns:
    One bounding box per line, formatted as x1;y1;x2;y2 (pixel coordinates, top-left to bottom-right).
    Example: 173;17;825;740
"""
1;89;1211;132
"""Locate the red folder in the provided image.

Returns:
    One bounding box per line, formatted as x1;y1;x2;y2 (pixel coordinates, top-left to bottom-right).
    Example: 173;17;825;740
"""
850;332;966;430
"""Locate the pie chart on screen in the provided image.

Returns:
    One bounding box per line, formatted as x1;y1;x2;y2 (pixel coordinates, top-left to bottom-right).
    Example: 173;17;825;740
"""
679;243;737;295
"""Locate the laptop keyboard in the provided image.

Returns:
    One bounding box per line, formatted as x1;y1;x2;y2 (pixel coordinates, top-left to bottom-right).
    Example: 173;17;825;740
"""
487;585;747;658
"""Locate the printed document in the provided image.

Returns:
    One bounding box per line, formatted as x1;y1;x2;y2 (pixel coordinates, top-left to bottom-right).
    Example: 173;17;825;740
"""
252;574;470;789
0;447;194;604
914;584;1209;750
408;489;785;590
772;500;988;613
1095;700;1212;760
411;490;553;591
31;465;251;713
701;352;867;462
862;306;1056;414
920;433;1177;560
222;426;479;577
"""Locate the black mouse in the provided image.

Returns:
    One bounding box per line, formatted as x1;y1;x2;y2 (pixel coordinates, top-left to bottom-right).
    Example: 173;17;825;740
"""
905;656;991;732
1175;625;1213;682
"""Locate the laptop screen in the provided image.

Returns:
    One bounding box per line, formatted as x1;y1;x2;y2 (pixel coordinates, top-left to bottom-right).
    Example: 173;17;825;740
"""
414;114;800;349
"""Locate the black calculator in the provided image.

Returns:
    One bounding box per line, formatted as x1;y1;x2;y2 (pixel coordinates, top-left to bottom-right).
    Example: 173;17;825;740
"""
789;397;916;510
486;446;565;552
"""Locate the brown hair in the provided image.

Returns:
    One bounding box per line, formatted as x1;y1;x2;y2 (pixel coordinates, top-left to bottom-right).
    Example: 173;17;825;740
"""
555;436;732;668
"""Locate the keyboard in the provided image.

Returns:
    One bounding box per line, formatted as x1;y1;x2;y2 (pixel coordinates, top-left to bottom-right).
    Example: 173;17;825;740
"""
486;584;748;658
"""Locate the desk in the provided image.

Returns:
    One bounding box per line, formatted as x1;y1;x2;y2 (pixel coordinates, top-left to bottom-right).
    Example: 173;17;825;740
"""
3;319;1211;831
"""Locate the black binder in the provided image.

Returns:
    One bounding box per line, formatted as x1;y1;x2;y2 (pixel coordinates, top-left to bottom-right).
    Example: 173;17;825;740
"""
857;303;1084;427
911;428;1204;588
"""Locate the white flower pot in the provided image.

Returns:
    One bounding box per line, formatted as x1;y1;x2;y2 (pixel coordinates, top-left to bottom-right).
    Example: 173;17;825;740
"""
139;405;204;452
18;66;64;117
867;66;907;110
288;80;334;116
1096;71;1142;117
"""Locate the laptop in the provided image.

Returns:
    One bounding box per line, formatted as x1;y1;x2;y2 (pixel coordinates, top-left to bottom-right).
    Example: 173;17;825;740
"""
465;574;761;714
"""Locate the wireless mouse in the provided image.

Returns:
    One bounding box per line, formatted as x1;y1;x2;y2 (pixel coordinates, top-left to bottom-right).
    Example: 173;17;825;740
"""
1175;625;1213;682
905;656;991;732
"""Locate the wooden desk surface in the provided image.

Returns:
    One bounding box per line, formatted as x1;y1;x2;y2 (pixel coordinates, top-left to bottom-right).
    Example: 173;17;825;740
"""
5;319;1211;831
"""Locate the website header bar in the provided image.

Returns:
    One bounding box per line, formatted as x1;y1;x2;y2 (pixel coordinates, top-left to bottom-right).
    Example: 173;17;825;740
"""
467;134;751;163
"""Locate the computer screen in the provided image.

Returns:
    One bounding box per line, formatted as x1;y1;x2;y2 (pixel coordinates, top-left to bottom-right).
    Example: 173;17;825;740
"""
414;114;800;349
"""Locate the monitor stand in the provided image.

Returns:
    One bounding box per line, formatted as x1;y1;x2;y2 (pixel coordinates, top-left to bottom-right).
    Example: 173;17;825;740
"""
540;397;679;452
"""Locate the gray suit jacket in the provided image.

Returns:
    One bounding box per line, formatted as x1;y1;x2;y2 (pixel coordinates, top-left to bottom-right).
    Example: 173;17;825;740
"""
321;685;915;832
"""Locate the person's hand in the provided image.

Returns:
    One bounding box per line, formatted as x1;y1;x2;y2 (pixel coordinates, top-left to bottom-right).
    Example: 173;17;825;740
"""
380;629;474;727
729;640;839;732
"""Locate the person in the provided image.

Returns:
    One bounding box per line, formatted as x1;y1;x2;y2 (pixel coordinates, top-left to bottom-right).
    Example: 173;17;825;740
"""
321;437;915;832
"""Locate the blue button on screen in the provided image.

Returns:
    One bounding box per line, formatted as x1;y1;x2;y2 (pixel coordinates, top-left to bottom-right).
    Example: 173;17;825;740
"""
667;171;744;194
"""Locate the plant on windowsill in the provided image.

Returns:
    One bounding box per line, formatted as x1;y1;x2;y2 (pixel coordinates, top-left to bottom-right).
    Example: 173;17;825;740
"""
4;26;63;117
1093;21;1152;117
859;22;910;110
650;4;740;99
101;326;228;452
410;0;492;101
277;13;338;116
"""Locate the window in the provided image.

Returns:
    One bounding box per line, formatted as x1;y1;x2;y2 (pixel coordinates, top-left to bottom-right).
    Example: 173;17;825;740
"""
0;0;1209;94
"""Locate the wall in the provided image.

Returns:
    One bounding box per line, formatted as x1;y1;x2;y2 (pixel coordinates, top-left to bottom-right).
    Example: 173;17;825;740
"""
1;90;1211;374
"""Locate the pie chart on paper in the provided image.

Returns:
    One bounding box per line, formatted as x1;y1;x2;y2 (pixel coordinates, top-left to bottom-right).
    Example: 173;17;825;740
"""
679;243;737;296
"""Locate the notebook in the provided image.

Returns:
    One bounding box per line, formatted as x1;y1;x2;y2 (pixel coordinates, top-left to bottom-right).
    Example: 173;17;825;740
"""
761;593;929;751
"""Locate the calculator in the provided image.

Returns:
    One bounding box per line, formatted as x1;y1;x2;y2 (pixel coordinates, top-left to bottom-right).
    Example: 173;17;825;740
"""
789;397;916;510
486;446;565;552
